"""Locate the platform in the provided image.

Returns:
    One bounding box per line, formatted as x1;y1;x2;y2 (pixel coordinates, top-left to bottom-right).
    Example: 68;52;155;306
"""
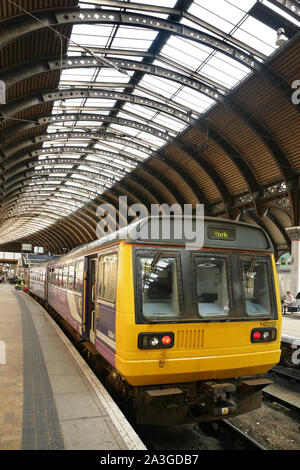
282;314;300;339
0;284;146;450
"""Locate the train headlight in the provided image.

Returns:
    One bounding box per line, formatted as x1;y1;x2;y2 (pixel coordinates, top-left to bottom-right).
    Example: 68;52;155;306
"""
138;332;174;349
149;337;160;347
263;331;270;340
251;328;277;343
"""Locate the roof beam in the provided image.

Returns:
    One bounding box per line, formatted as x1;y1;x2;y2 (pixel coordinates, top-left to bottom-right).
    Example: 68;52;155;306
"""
0;6;295;104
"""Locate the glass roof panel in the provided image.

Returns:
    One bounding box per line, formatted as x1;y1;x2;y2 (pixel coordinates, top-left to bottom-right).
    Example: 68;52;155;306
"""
162;35;214;65
112;26;159;49
172;88;215;113
3;0;294;244
70;24;115;48
187;0;249;34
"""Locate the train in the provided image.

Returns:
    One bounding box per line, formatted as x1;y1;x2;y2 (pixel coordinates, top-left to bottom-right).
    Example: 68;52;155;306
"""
29;215;282;425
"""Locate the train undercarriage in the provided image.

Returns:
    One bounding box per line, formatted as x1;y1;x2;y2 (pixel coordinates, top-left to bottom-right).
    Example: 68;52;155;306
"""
105;368;273;426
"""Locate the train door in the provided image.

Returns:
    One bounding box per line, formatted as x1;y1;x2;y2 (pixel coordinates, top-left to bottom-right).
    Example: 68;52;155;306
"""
88;256;97;344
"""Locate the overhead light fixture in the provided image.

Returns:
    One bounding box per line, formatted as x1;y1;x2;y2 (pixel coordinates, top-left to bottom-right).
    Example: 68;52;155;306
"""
276;28;288;46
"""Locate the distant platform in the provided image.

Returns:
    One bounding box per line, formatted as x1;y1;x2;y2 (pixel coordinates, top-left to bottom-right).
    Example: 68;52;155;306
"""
0;284;146;450
282;314;300;340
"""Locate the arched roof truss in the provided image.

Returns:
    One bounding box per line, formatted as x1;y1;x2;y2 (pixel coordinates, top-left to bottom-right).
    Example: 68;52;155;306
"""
0;0;299;254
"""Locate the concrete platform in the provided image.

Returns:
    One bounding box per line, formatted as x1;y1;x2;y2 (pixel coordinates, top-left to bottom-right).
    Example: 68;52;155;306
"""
0;284;146;450
282;314;300;339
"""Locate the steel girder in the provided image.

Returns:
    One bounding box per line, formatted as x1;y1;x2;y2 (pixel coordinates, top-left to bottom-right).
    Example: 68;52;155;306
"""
0;111;256;196
0;95;256;206
243;209;278;259
0;6;297;106
0;137;208;205
0;131;211;206
267;210;292;247
266;0;300;20
0;0;296;252
0;87;290;191
0;51;287;190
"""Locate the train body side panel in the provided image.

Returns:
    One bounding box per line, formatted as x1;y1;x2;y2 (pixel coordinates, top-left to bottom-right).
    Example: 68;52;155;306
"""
47;285;82;336
29;280;46;300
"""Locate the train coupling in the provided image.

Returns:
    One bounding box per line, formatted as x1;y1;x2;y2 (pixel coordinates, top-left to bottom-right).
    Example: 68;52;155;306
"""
201;381;238;417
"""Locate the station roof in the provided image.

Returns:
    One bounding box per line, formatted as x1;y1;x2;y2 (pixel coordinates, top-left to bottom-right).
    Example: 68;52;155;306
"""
0;0;299;256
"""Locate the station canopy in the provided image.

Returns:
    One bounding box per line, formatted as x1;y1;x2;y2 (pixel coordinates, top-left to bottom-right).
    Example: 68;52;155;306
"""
0;0;299;254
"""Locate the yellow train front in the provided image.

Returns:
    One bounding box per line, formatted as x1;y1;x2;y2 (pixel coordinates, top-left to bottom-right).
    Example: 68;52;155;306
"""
109;216;282;425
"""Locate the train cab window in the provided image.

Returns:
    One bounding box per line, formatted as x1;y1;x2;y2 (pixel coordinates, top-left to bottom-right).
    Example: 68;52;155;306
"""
194;256;230;318
67;265;75;290
98;253;118;302
139;254;181;320
74;260;84;294
240;256;271;317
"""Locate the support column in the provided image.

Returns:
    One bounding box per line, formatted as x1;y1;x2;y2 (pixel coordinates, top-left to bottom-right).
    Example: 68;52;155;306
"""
286;227;300;297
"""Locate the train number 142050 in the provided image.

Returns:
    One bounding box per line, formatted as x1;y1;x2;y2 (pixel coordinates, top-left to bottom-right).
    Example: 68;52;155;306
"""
259;321;277;327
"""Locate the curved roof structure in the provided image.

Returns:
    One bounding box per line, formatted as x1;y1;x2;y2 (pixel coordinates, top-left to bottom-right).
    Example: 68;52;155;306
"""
0;0;299;257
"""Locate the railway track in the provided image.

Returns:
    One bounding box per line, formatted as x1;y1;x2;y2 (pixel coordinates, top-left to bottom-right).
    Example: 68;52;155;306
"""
263;365;300;413
272;365;300;382
136;419;266;451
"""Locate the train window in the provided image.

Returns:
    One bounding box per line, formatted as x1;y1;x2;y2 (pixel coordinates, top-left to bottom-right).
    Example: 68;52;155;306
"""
74;260;84;294
139;254;181;320
58;268;63;287
67;265;75;290
49;269;54;285
62;266;68;289
240;256;271;317
194;256;230;318
53;268;58;286
98;253;118;302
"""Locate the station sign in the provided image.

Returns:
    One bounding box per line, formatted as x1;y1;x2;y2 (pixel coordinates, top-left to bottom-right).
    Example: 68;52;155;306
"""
22;244;33;252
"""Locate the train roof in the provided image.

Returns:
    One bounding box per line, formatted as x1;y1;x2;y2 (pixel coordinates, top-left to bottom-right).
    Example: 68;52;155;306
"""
31;216;273;269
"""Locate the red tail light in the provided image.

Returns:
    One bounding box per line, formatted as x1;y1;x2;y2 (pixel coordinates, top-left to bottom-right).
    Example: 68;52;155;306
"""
253;331;261;340
162;335;172;345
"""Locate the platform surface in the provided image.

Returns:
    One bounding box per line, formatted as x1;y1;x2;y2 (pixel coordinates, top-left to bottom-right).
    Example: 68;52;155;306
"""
0;284;146;450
